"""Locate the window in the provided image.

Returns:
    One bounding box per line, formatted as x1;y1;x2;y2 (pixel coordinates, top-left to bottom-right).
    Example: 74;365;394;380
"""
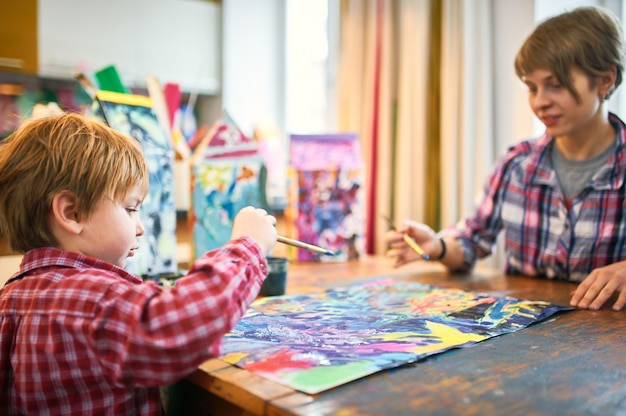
285;0;338;133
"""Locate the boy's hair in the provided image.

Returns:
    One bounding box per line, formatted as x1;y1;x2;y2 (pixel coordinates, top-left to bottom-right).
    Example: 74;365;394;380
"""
0;113;149;253
515;6;626;102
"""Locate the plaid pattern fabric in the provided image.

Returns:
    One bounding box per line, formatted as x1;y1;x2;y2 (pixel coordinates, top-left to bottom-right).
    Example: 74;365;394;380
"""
0;239;266;415
447;113;626;281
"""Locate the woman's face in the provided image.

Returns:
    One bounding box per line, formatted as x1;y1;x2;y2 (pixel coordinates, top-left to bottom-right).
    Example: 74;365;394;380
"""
523;67;605;140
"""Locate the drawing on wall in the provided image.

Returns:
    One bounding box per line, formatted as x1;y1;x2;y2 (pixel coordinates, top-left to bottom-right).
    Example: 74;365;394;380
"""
220;279;572;394
92;91;177;276
285;133;365;262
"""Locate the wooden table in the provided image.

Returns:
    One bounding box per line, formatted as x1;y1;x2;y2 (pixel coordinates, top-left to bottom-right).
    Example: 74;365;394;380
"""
175;256;625;416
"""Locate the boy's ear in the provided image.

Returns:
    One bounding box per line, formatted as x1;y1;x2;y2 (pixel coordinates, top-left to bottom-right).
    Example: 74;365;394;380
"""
51;191;83;235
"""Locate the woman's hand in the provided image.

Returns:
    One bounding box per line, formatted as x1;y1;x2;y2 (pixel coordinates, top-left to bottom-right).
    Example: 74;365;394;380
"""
385;220;441;267
570;261;626;311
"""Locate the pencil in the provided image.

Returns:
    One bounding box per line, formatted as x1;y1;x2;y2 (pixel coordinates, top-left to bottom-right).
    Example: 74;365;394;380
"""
402;234;430;261
74;72;98;99
277;235;335;256
382;214;430;260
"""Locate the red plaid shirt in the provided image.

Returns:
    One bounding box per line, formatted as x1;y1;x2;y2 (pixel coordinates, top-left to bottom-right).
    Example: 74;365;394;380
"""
0;238;267;415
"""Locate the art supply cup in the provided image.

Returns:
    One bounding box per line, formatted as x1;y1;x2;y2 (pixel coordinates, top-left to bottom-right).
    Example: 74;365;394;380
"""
259;257;289;296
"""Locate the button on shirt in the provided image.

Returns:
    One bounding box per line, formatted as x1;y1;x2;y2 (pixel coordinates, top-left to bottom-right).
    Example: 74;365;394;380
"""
0;237;267;415
446;113;626;282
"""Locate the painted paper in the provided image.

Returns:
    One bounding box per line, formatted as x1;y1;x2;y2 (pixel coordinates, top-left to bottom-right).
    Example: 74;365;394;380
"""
285;133;365;262
190;156;266;258
220;279;571;394
92;91;177;276
189;111;267;258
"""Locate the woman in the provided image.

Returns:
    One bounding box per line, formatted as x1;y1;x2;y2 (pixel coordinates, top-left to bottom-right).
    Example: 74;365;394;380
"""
386;6;626;311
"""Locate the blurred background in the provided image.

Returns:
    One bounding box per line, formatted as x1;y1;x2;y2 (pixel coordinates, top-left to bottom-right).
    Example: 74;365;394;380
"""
2;0;625;281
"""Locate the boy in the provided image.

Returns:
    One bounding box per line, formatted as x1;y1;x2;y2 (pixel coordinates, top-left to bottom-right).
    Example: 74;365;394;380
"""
0;113;278;414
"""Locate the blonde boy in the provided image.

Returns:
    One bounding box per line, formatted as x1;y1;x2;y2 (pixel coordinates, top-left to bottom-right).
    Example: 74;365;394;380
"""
0;113;277;414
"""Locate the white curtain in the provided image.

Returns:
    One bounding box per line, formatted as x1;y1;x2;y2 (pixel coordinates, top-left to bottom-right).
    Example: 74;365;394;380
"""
441;0;495;227
337;0;430;256
391;0;431;254
337;0;535;269
440;0;498;267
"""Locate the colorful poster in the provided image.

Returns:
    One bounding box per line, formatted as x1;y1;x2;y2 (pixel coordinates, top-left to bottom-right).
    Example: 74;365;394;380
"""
220;279;572;394
286;133;365;262
189;111;266;259
92;91;177;276
190;156;266;258
292;169;363;261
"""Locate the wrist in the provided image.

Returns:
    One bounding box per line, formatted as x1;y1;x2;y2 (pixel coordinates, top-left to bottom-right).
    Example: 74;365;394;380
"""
434;237;446;261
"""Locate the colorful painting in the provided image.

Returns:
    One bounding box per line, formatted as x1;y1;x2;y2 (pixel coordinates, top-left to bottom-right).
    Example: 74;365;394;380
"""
190;156;266;258
190;110;258;158
220;279;571;394
286;133;365;262
92;91;177;276
189;111;266;259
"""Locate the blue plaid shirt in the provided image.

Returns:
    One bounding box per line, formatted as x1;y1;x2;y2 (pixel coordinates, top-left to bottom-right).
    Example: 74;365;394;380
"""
447;113;626;282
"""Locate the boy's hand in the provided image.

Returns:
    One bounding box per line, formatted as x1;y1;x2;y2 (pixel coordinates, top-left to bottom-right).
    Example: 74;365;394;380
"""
570;261;626;311
231;206;278;256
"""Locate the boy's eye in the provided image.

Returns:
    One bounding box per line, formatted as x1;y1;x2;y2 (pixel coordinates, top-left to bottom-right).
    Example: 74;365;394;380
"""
126;208;139;214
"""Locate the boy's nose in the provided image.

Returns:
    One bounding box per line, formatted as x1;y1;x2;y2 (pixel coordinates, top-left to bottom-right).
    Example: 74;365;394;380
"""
136;218;145;237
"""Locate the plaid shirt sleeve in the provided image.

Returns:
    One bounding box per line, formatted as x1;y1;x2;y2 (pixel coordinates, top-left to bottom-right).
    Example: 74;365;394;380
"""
89;236;268;386
1;237;268;414
442;145;517;273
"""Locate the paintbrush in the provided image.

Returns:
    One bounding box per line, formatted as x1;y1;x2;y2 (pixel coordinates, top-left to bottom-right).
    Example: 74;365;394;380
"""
277;235;335;256
382;215;430;260
73;72;98;99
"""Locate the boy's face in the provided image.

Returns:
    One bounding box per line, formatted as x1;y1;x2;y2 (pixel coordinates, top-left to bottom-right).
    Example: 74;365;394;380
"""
78;184;145;268
522;67;604;141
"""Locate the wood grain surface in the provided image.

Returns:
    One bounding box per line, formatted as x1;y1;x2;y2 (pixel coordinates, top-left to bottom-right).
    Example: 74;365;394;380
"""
183;256;625;416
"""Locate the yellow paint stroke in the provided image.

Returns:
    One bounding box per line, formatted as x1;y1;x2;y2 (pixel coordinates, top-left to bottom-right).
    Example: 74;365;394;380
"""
222;351;249;364
407;321;487;354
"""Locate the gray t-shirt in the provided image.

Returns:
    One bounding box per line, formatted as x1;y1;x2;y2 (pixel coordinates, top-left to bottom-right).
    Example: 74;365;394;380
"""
550;136;617;201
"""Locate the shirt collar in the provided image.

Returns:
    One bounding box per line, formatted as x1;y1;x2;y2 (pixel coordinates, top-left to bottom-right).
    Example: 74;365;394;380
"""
524;112;626;190
5;247;143;286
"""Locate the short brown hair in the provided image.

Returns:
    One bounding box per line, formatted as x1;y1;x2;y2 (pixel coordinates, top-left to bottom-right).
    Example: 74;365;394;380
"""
515;6;626;102
0;113;148;253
